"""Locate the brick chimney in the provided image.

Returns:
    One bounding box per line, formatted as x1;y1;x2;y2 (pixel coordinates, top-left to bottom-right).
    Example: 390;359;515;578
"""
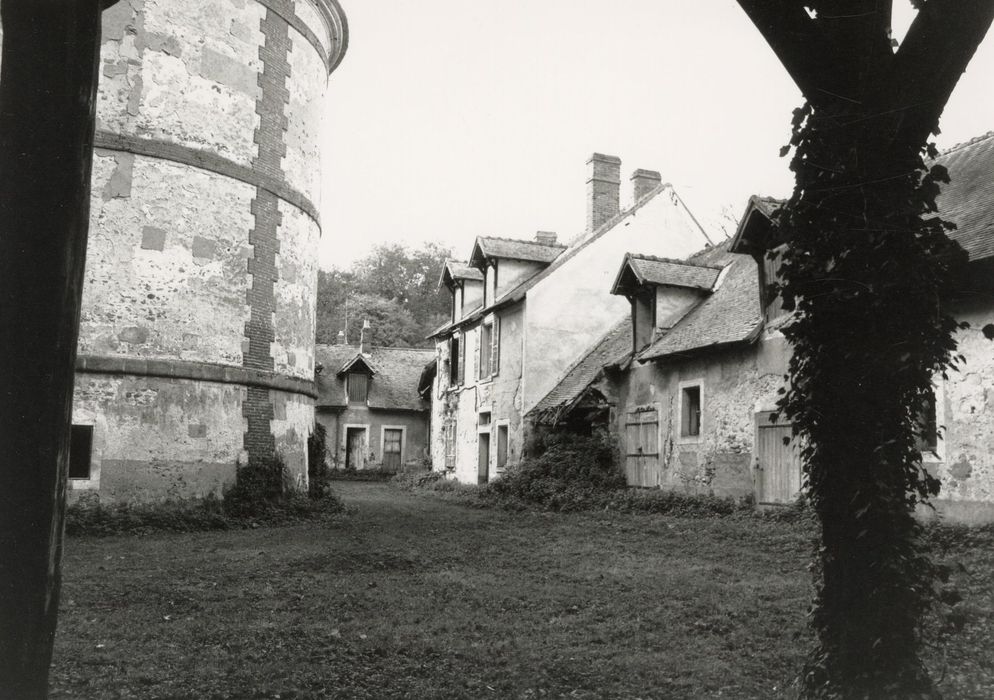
631;169;662;203
535;231;557;245
586;153;621;232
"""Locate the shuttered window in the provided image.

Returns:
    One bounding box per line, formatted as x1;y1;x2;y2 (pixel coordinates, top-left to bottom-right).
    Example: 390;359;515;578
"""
449;335;461;385
479;323;492;380
444;419;457;468
496;424;509;471
347;372;369;403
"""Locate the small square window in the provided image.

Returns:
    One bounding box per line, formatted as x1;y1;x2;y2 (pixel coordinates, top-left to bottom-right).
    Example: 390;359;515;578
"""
69;425;93;479
478;411;491;427
681;385;701;438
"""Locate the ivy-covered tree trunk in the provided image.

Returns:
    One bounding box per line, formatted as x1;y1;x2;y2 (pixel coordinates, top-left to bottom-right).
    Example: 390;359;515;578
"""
735;1;994;697
0;1;113;697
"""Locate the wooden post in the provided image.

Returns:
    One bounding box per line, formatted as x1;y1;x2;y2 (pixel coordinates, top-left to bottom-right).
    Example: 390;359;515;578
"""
0;1;112;696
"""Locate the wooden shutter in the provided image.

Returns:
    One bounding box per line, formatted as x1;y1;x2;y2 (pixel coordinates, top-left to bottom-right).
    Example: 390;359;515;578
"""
383;428;402;472
491;317;500;376
624;407;659;487
755;412;802;505
458;332;466;384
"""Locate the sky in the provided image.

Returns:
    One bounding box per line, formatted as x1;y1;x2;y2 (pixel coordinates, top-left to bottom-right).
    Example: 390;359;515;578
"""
316;1;994;271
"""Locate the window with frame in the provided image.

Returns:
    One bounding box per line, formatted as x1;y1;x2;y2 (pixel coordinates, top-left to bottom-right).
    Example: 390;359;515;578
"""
449;335;460;385
444;419;457;469
680;384;702;438
915;390;939;455
69;424;94;480
496;424;509;471
347;372;369;403
479;323;492;380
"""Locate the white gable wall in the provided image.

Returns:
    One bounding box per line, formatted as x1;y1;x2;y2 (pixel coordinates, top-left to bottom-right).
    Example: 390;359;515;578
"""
523;188;715;413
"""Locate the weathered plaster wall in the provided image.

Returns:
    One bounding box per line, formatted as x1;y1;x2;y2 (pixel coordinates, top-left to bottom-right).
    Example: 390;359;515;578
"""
272;391;313;486
616;336;788;498
463;280;483;313
524;188;714;413
99;0;266;167
926;298;994;522
274;200;320;379
68;0;340;500
318;407;429;470
283;19;328;205
431;305;526;484
69;375;246;503
497;259;544;298
81;152;255;363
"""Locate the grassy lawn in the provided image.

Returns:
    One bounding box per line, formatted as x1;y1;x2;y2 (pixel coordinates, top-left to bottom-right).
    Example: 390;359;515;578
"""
50;482;994;699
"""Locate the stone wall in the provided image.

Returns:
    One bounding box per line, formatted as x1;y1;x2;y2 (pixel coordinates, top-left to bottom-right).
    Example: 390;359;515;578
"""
615;336;788;498
68;0;347;501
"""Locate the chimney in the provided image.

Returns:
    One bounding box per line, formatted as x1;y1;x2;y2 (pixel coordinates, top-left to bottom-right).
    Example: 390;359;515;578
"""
336;330;346;345
359;319;371;354
535;231;557;245
586;153;621;232
631;169;662;203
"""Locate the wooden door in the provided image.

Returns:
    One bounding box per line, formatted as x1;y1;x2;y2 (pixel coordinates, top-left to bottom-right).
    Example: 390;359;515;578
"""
478;432;490;484
625;406;659;486
382;428;402;472
346;428;366;470
754;412;802;504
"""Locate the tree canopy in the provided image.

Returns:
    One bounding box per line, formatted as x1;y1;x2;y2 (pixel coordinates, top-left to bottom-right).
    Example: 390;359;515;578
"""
317;242;452;348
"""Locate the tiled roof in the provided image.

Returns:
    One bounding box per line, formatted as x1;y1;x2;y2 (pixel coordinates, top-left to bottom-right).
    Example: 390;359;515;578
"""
638;243;763;361
439;260;483;289
935;131;994;261
315;344;435;411
625;254;723;290
528;315;632;423
469;236;566;266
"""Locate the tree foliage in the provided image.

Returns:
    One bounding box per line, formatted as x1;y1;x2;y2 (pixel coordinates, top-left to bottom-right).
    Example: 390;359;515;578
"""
735;0;994;697
317;242;451;347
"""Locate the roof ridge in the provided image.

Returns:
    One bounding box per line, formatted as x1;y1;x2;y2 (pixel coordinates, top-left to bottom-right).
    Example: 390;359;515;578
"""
939;131;994;157
479;235;567;248
315;342;433;352
628;252;724;270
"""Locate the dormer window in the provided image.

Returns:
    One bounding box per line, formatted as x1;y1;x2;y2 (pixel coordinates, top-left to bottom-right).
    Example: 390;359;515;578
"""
761;245;789;325
347;372;369;403
337;354;376;404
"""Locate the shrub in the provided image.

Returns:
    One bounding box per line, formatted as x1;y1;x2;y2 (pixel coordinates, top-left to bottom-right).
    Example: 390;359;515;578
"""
308;424;335;499
485;430;625;511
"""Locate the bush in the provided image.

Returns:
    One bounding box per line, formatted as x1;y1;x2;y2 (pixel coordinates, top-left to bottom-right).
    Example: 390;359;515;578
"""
308;424;332;499
484;430;625;511
66;453;345;537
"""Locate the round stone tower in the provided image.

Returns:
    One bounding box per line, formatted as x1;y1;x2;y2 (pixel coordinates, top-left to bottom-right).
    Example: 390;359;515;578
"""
70;0;348;501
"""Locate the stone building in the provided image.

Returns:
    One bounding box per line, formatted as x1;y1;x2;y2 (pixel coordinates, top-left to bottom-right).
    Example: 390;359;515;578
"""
533;132;994;523
428;154;735;484
68;0;348;502
315;343;434;473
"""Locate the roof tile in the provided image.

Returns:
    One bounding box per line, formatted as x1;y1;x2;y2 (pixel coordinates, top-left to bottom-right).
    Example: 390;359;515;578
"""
316;344;435;411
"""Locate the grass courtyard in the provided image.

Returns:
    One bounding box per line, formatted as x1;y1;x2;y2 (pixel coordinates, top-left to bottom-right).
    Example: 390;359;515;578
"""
50;482;994;699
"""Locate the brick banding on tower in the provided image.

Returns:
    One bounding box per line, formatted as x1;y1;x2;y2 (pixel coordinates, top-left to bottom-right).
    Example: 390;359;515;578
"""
242;8;294;466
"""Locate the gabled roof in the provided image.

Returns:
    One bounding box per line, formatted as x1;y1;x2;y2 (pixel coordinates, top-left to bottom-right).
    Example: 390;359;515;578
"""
468;236;566;268
315;344;435;411
336;354;376;376
730;132;994;262
935;131;994;261
528;314;632;425
437;184;714;337
439;260;483;290
610;253;723;296
729;195;785;256
638;243;763;362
